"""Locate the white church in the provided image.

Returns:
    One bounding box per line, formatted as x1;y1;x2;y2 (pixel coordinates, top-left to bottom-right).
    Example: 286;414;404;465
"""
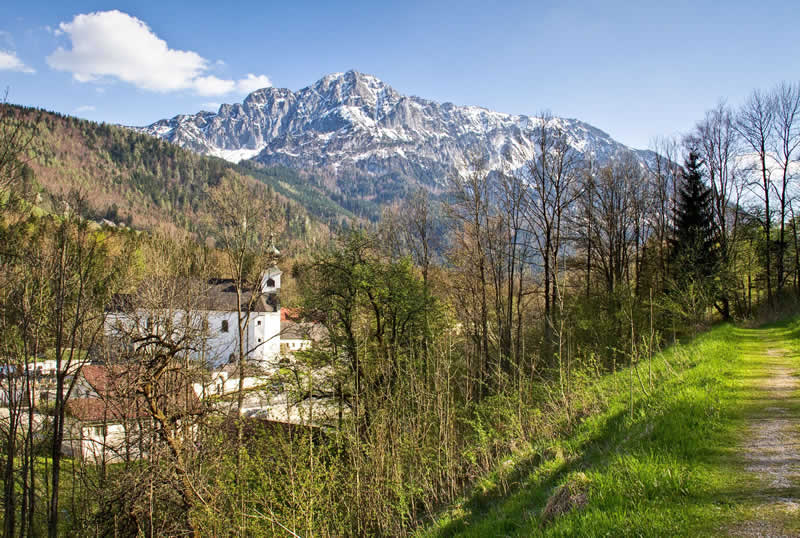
195;267;284;367
106;266;289;368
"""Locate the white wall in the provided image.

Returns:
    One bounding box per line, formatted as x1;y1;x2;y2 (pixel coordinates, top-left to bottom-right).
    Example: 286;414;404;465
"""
203;310;280;367
106;308;281;368
261;267;282;293
281;338;312;352
192;371;273;398
66;421;144;463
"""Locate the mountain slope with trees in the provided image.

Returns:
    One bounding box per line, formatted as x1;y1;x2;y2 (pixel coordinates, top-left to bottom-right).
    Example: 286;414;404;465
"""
0;103;351;247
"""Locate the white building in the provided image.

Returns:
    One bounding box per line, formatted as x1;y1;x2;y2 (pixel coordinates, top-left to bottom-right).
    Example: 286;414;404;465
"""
106;267;283;368
194;267;282;367
280;308;327;354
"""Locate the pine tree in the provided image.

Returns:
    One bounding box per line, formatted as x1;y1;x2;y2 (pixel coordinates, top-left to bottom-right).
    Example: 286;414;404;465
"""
671;151;718;282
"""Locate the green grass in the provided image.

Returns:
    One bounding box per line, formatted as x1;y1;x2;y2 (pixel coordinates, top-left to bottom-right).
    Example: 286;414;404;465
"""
421;317;800;537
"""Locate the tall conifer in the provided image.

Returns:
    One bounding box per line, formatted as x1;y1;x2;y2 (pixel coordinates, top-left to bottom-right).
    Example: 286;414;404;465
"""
671;151;718;281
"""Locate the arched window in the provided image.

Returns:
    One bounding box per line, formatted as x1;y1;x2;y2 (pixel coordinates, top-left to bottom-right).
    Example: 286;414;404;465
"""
266;278;275;288
221;319;229;333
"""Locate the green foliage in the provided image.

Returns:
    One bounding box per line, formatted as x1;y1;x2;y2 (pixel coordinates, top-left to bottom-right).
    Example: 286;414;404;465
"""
671;151;719;285
423;318;800;537
0;103;335;250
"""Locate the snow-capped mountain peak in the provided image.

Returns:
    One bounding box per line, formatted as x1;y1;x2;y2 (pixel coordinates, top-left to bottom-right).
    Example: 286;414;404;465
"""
139;71;653;188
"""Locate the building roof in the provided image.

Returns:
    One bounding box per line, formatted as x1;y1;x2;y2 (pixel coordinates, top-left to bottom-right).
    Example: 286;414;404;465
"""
68;364;202;423
202;279;278;312
280;308;328;342
80;364;112;393
109;278;279;314
67;396;149;422
280;307;301;322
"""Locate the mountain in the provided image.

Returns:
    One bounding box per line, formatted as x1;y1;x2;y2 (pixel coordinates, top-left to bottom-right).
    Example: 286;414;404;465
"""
140;70;655;200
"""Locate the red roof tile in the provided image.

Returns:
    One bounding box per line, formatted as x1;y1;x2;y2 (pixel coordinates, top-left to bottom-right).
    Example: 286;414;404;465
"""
68;365;202;423
281;308;302;322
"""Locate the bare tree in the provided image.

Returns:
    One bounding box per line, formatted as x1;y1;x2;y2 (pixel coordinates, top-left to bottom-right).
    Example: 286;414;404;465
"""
0;91;44;538
446;155;492;398
770;82;800;293
579;153;648;295
101;238;212;536
736;89;776;304
206;172;282;535
399;188;438;291
648;137;682;290
42;201;128;538
494;167;530;370
521;112;583;349
207;173;282;415
687;102;743;318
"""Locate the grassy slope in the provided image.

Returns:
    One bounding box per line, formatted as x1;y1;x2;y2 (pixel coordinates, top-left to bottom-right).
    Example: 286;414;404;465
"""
423;317;800;537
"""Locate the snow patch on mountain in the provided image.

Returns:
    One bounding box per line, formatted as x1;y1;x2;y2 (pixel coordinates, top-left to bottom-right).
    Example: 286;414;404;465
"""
208;145;266;163
138;70;655;185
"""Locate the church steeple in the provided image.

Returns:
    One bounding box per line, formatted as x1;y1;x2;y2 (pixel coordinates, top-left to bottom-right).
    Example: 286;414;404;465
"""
261;235;282;292
267;233;280;258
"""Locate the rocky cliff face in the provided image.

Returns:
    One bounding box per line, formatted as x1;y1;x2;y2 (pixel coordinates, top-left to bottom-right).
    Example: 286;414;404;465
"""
140;70;653;191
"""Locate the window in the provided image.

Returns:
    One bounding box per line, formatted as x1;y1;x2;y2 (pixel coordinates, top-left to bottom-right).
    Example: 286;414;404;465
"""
257;320;261;326
266;278;275;287
221;319;229;333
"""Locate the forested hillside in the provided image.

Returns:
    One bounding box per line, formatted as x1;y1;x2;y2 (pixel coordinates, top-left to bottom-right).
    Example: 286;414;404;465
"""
1;103;354;248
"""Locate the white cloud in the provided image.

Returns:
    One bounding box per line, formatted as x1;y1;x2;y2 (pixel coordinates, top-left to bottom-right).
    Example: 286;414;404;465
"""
237;73;272;93
47;10;207;91
46;10;271;97
0;50;35;73
74;105;96;113
194;75;235;96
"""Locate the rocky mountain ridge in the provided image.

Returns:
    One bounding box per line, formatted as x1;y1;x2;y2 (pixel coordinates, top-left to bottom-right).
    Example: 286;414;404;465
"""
140;70;654;191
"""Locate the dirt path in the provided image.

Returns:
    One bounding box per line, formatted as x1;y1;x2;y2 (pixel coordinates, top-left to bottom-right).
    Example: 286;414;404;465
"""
730;343;800;537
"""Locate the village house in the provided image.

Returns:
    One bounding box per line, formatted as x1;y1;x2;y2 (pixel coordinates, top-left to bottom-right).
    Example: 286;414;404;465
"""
279;308;327;354
64;365;201;463
0;359;78;407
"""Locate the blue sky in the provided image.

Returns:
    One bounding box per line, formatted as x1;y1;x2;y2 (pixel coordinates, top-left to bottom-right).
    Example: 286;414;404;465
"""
1;0;798;149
